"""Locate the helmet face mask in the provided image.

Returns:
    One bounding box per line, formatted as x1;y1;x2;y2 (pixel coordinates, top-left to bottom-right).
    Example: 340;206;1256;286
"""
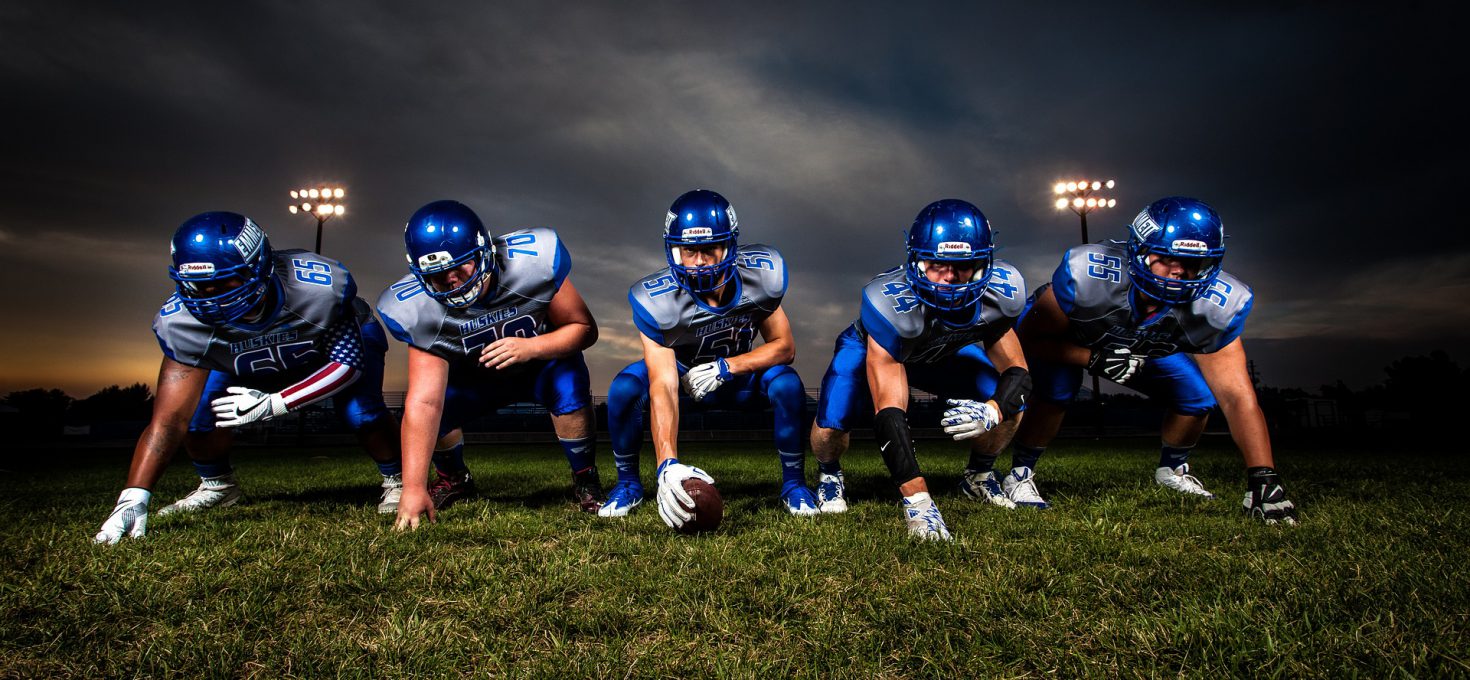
664;189;739;295
905;199;995;318
1126;197;1226;305
169;212;275;325
404;200;496;308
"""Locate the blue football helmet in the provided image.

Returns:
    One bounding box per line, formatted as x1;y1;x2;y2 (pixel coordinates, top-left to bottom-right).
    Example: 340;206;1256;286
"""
664;189;739;295
1126;196;1226;304
905;199;995;316
403;200;496;308
168;211;275;324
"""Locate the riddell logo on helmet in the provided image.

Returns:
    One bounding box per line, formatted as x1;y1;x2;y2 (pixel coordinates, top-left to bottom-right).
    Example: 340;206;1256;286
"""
937;241;972;256
1171;239;1209;252
178;262;215;276
682;227;714;239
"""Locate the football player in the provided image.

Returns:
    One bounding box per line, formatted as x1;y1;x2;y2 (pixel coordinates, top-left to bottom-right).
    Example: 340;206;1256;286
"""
601;189;817;528
94;212;404;544
1004;196;1298;524
808;199;1030;540
379;200;603;530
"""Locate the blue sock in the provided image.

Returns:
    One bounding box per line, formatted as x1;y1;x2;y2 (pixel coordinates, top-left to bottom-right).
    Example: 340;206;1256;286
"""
967;451;999;474
612;449;641;485
192;458;233;479
432;441;467;475
779;450;806;486
1011;445;1044;472
1160;444;1192;470
817;458;843;475
376;460;402;477
559;436;597;475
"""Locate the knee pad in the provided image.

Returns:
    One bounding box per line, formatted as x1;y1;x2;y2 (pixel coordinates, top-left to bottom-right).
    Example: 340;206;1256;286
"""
874;407;922;486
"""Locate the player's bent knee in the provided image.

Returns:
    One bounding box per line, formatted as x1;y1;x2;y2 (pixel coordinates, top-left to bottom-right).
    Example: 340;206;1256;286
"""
607;372;648;413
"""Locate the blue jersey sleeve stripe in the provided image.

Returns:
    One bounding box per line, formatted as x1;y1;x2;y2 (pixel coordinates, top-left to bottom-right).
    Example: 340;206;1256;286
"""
552;239;571;291
340;269;358;311
155;332;177;361
859;293;903;362
777;253;789;298
1051;249;1078;315
630;290;664;344
377;308;415;345
1217;292;1252;351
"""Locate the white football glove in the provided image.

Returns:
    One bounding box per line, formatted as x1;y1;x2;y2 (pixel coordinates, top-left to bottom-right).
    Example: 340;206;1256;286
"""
1087;346;1146;384
680;358;731;402
94;488;150;544
211;386;289;428
940;399;1000;441
655;459;715;530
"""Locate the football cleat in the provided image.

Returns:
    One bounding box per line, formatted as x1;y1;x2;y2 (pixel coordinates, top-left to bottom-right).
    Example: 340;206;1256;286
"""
428;469;476;510
1155;464;1216;499
1243;472;1299;525
958;469;1016;509
378;474;404;514
816;471;848;514
781;480;820;517
902;492;953;541
1002;467;1050;509
157;474;242;516
572;467;605;514
597;481;644;518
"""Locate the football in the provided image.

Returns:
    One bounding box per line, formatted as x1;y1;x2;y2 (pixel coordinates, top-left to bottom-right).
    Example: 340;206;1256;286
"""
676;478;724;534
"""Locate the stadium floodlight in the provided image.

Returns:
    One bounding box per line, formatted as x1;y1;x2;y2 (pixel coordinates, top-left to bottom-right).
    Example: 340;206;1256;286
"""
1050;176;1119;409
288;184;348;254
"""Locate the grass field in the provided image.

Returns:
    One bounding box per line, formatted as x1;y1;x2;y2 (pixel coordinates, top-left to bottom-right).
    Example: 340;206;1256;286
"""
2;437;1468;678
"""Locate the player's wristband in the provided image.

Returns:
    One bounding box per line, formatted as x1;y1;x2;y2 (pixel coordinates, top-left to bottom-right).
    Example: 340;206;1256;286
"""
657;458;680;476
716;358;733;381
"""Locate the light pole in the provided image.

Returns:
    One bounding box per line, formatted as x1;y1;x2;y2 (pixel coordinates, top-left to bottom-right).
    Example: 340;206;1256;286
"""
1053;178;1118;415
288;186;346;254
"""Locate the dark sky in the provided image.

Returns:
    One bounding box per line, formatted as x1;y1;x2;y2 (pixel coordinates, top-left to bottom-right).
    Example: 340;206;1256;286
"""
1;2;1463;397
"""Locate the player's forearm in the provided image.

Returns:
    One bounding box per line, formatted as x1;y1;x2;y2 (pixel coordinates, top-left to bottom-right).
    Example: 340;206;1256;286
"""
725;336;794;374
123;420;187;489
279;361;360;410
868;362;910;412
648;379;681;463
400;402;442;489
1220;396;1275;468
529;321;597;359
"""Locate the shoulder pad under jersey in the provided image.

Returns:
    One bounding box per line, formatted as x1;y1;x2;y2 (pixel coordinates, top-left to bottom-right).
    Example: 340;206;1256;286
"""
375;273;448;352
491;226;570;304
1183;270;1253;352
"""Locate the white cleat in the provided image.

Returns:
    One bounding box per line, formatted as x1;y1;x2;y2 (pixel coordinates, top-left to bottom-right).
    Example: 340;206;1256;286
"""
816;472;848;514
902;492;953;541
1002;467;1050;509
157;474;242;516
1155;464;1215;499
378;474;404;514
958;469;1016;509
